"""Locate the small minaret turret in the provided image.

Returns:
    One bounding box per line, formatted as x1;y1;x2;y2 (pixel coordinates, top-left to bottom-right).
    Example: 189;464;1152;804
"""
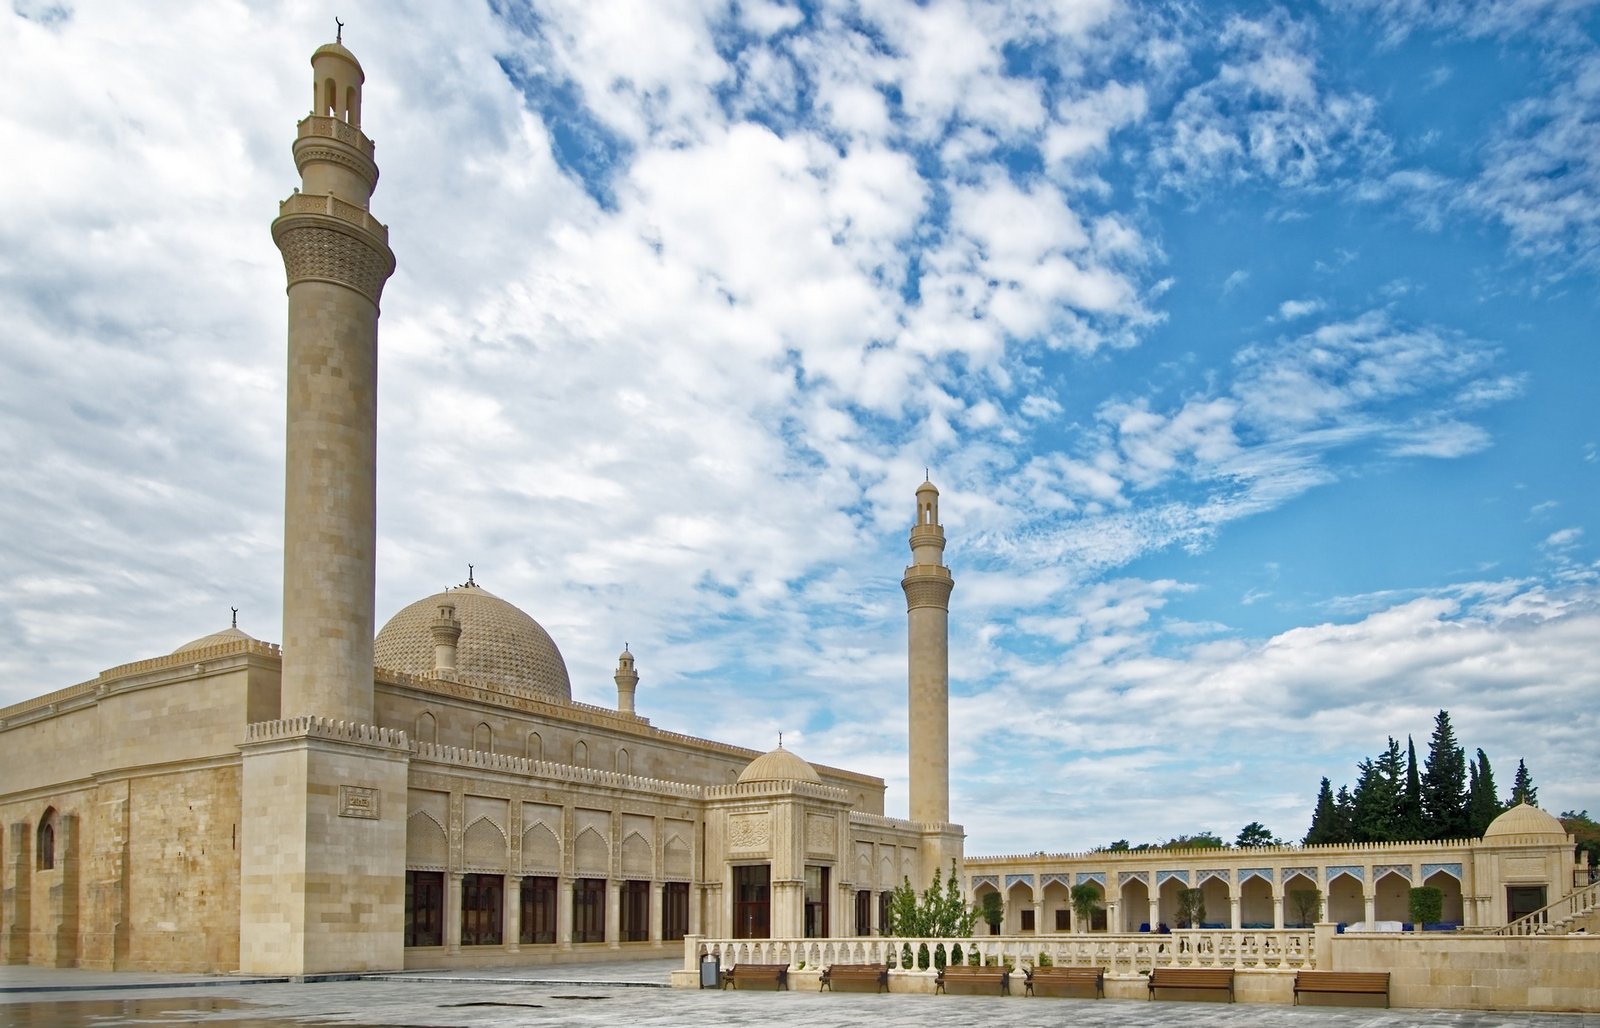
902;476;954;824
430;602;462;678
614;645;639;716
273;36;396;721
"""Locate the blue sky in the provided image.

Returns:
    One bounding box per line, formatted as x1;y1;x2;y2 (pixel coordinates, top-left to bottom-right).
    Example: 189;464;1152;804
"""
2;0;1596;853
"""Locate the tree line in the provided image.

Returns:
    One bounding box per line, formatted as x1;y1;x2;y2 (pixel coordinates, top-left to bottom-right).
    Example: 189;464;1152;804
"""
1303;709;1537;844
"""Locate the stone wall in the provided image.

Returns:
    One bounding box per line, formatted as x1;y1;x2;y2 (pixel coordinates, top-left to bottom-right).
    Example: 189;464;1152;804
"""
1332;932;1600;1011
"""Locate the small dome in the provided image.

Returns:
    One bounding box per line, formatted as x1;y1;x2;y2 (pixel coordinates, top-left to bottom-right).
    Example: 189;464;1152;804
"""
173;625;255;655
738;745;821;785
1483;802;1566;841
375;583;571;702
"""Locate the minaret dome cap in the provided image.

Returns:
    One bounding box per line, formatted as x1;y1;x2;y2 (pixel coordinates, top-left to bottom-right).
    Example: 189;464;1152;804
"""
311;41;366;78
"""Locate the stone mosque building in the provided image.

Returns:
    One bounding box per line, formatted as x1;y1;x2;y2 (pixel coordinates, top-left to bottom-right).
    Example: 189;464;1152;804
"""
0;38;960;975
0;39;1584;978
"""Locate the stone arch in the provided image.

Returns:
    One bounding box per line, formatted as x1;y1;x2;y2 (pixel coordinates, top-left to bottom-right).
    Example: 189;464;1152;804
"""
1375;868;1411;922
522;821;560;874
413;710;437;745
855;848;872;885
973;880;1002;935
664;834;691;879
1283;872;1320;926
406;810;447;869
573;739;589;767
621;831;652;877
463;816;507;871
616;748;630;775
879;853;894;891
37;806;56;870
1327;870;1364;924
575;826;608;875
526;731;542;761
1040;877;1070;932
1198;874;1229;927
1239;874;1274;927
1157;874;1189;929
472;721;493;753
1424;868;1464;924
1119;875;1151;931
1005;878;1035;934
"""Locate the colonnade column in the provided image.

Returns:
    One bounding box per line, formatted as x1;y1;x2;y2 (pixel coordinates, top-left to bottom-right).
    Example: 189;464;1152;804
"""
606;880;621;948
650;880;664;944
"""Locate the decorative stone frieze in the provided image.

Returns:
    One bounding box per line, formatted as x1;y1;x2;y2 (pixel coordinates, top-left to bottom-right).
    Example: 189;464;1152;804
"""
273;222;394;305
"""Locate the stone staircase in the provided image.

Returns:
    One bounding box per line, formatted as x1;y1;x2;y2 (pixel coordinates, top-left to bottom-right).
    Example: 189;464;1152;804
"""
1495;877;1600;936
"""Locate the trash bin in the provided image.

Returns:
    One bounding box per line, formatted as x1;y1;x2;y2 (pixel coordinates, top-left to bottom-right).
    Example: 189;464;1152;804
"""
700;952;721;989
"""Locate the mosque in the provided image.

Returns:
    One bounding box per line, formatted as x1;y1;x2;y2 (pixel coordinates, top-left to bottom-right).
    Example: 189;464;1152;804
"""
0;38;1584;978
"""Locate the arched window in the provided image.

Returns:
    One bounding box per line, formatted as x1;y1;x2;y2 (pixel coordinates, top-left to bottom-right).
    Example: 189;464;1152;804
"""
616;748;630;775
473;722;493;753
323;78;337;117
414;710;437;745
37;807;57;870
573;739;588;767
526;731;542;761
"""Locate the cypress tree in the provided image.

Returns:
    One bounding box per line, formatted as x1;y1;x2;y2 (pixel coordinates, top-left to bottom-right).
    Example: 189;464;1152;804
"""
1509;759;1538;807
1467;749;1503;836
1334;784;1356;843
1401;735;1424;839
1305;777;1340;845
1351;738;1404;841
1421;709;1469;839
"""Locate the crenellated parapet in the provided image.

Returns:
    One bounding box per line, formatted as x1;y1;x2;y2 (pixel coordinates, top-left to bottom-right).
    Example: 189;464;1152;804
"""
243;715;409;751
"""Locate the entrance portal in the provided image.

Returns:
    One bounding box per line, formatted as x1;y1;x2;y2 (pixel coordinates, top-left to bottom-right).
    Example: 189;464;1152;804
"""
734;864;771;939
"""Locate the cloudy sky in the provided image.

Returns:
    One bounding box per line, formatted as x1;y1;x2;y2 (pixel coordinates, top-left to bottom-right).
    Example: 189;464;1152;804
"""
3;0;1597;854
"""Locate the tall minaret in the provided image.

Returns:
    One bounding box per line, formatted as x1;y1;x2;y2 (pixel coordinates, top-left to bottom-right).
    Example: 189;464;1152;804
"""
271;38;396;721
902;477;954;824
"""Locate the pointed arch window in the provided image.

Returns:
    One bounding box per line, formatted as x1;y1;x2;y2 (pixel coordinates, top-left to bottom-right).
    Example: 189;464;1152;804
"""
37;807;57;870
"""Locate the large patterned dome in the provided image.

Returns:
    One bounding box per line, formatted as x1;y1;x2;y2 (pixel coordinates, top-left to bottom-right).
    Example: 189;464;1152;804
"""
374;583;571;702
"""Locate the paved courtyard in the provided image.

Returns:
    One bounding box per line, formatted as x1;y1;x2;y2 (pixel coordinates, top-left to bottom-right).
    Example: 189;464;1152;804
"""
2;960;1596;1027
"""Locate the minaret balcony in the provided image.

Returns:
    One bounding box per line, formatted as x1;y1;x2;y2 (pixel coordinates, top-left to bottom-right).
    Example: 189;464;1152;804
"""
295;114;375;158
276;191;389;245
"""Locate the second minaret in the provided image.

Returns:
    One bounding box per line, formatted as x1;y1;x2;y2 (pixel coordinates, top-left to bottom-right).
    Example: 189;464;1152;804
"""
902;477;954;824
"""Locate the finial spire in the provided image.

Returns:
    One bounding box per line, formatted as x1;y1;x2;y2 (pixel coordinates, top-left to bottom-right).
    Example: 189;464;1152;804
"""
231;606;239;628
335;17;344;44
466;563;475;587
925;466;930;482
778;731;783;749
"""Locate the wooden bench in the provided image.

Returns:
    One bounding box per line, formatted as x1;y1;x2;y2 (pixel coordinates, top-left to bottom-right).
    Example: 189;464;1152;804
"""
935;963;1010;995
1293;971;1390;1006
1024;965;1105;998
1147;967;1234;1002
819;963;889;992
721;963;789;990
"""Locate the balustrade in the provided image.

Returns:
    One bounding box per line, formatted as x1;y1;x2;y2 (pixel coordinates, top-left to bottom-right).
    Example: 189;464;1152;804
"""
687;930;1314;975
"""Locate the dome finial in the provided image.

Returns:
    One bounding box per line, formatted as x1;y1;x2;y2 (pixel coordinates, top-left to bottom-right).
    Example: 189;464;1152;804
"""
231;606;239;628
335;16;344;44
466;563;475;587
778;731;783;749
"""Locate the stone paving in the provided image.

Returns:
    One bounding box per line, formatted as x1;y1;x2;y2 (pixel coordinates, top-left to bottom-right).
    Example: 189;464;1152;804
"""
2;960;1596;1027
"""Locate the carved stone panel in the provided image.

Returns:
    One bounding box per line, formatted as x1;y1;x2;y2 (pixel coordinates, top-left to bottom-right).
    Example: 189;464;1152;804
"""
805;813;836;855
728;812;770;851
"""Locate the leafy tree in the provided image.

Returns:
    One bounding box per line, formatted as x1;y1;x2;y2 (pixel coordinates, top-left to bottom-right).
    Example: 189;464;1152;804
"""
1161;831;1225;850
1288;889;1323;927
1421;710;1469;839
1559;810;1600;878
1104;839;1131;851
1304;778;1341;845
1235;821;1278;847
1069;883;1103;931
1175;887;1206;929
1509;759;1538;807
886;863;976;939
1401;735;1424;839
978;892;1003;935
1466;748;1504;837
